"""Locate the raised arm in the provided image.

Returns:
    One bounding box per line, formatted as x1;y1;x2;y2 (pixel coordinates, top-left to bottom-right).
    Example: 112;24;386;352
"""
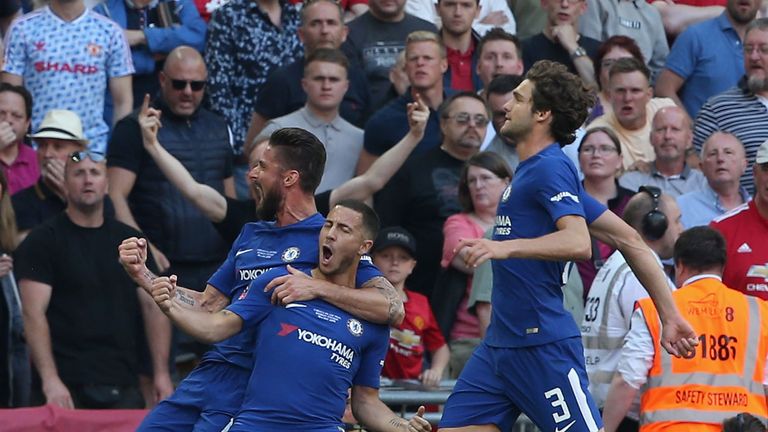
152;275;242;344
118;236;231;313
138;94;228;222
458;214;592;268
351;386;432;432
329;94;428;205
588;210;697;357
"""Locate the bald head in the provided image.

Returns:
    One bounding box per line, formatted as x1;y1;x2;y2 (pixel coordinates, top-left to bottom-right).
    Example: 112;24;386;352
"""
160;46;207;117
650;105;692;164
623;191;675;232
163;46;207;74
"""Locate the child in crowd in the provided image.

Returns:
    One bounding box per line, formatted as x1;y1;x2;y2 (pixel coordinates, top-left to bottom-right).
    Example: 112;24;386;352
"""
371;227;449;387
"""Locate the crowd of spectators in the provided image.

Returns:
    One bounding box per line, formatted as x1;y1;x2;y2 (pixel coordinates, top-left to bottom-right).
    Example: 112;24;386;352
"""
1;0;768;429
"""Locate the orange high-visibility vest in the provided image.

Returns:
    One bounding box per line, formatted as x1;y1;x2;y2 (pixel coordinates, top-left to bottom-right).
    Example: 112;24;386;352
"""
636;277;768;432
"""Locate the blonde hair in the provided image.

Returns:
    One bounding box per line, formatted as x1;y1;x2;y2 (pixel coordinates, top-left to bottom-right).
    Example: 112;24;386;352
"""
405;31;447;58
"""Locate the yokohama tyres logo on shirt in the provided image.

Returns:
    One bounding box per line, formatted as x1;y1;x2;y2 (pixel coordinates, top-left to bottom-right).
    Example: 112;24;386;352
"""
278;323;356;369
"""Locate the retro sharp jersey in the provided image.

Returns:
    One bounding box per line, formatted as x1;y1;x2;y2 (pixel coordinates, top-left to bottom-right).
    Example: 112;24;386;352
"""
228;266;389;432
487;144;607;348
3;7;134;153
204;213;382;368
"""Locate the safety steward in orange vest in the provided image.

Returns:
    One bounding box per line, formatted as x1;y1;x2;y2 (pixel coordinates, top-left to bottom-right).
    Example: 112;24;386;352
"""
601;226;768;432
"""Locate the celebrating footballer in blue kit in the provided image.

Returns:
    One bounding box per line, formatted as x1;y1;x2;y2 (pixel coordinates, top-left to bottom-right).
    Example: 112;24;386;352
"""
119;128;405;431
150;201;432;432
439;61;604;432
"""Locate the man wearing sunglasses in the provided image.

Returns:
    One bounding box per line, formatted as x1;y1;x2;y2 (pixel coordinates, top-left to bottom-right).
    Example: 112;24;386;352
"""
376;91;489;299
108;46;234;296
14;150;171;410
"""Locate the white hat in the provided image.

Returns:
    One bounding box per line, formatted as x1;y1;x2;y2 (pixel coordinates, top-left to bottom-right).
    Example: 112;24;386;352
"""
757;139;768;164
29;109;89;145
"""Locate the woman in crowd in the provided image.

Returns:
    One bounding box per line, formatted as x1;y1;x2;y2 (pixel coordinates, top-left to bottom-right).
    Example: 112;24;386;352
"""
588;36;646;124
576;127;634;298
438;152;511;378
0;169;29;408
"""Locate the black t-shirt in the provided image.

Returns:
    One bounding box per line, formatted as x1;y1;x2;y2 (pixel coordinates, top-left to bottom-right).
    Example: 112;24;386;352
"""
14;214;155;386
342;12;437;108
374;147;465;297
0;0;20;18
522;33;602;76
12;181;115;232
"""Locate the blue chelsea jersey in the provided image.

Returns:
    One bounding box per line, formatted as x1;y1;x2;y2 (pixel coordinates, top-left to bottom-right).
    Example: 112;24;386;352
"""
203;213;383;368
227;266;390;432
487;144;607;348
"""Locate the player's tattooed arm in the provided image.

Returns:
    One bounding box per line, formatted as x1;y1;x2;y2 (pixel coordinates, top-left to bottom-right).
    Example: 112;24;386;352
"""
144;271;227;313
365;276;405;326
267;267;404;326
351;386;432;432
153;276;243;344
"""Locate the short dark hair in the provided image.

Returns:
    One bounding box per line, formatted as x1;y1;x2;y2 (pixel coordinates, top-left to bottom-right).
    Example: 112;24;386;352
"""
304;48;349;74
300;0;343;26
608;57;650;83
458;152;513;213
486;74;524;97
722;413;766;432
268;128;326;194
526;60;595;145
439;91;489;119
334;199;380;241
0;82;33;120
476;27;521;59
595;36;645;91
673;227;727;273
580;127;622;155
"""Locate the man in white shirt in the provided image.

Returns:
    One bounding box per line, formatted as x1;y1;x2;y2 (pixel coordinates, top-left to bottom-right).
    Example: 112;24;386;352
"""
581;186;684;429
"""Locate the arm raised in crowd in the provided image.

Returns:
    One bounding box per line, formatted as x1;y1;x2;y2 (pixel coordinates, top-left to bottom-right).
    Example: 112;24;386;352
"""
136;93;429;225
138;94;229;222
329;94;429;206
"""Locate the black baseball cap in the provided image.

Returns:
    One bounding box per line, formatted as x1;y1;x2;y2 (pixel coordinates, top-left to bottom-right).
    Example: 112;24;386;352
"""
372;226;417;257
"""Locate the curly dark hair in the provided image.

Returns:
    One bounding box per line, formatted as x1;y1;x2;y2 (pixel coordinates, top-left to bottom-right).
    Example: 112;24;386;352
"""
526;60;595;145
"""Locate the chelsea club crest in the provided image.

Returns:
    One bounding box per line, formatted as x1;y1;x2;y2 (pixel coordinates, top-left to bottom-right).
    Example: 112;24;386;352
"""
347;318;363;337
281;247;300;262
